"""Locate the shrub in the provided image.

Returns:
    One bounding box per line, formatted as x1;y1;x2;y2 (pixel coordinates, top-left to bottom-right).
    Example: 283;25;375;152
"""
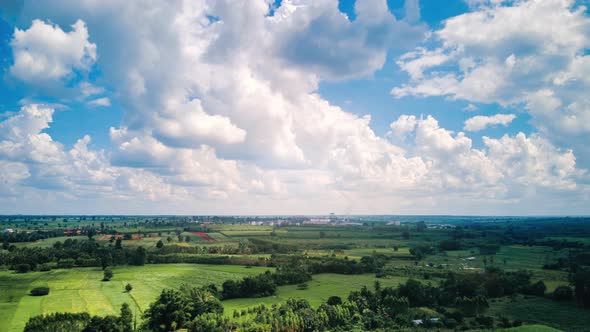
297;283;309;290
553;285;573;301
16;263;31;273
125;283;133;292
475;315;494;327
327;296;342;306
30;287;50;296
103;267;113;281
57;259;75;269
525;280;546;296
38;263;52;272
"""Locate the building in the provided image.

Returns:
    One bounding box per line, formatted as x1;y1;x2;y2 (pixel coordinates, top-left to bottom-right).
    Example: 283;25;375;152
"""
2;228;14;234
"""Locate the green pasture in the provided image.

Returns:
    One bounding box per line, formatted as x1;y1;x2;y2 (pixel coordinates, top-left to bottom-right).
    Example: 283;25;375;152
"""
488;295;590;332
472;325;563;332
223;273;413;315
0;265;420;332
0;264;271;332
13;236;88;248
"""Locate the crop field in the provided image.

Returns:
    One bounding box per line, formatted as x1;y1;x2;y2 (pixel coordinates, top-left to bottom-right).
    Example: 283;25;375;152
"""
223;273;414;314
0;265;423;332
2;216;590;331
488;295;590;332
0;265;271;332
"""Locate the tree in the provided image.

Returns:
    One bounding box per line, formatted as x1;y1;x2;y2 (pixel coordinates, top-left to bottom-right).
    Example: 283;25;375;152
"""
25;313;91;332
119;303;133;332
526;280;546;296
156;240;164;249
167;236;173;243
143;289;190;331
98;249;112;270
570;268;590;307
185;236;191;242
129;246;147;266
103;267;113;281
115;238;122;249
416;221;427;232
553;285;573;301
87;229;96;240
125;283;133;292
327;296;342;306
30;287;50;296
16;263;31;273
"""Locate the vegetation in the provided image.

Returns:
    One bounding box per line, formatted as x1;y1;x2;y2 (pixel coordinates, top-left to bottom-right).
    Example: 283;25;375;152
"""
29;287;49;296
1;215;589;331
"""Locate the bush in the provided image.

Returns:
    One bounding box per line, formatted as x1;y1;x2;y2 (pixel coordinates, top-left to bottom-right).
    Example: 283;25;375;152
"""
525;280;546;296
553;285;573;301
475;315;494;327
38;263;52;272
297;283;309;290
125;283;133;292
327;296;342;306
15;263;31;273
103;267;113;281
30;287;50;296
57;259;75;269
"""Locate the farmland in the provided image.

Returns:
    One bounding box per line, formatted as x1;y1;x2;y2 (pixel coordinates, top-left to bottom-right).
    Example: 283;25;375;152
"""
1;215;590;331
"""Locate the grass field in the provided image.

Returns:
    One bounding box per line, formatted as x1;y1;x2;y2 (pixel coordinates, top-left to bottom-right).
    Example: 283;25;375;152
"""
488;295;590;332
223;273;413;315
0;265;417;332
0;265;271;332
472;325;563;332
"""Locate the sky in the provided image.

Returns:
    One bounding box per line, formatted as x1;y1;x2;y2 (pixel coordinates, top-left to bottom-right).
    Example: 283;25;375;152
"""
0;0;589;215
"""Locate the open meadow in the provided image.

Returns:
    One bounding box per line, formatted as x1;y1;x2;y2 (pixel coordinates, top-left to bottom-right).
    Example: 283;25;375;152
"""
0;265;270;332
0;264;418;332
2;216;589;331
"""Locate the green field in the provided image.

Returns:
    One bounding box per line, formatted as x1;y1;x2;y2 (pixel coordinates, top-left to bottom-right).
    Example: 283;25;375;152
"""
0;265;271;332
223;273;412;314
0;265;417;332
472;325;563;332
488;295;590;332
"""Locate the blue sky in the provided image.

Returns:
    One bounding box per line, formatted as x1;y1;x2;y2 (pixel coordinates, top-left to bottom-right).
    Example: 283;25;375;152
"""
0;0;588;215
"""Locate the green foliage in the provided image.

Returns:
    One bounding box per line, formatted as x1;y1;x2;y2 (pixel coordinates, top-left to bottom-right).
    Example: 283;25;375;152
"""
103;267;113;281
143;286;223;332
15;263;31;273
553;285;573;301
24;313;91;332
29;287;49;296
222;271;277;299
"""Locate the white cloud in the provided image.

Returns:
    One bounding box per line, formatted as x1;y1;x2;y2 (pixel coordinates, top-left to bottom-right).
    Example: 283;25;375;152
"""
392;0;590;168
1;0;588;214
88;97;111;107
464;113;516;131
10;19;96;82
79;82;104;97
463;104;478;112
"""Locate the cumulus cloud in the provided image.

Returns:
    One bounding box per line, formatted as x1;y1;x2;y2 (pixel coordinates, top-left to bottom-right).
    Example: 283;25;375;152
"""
10;19;96;82
392;0;590;167
1;0;588;214
464;113;516;131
